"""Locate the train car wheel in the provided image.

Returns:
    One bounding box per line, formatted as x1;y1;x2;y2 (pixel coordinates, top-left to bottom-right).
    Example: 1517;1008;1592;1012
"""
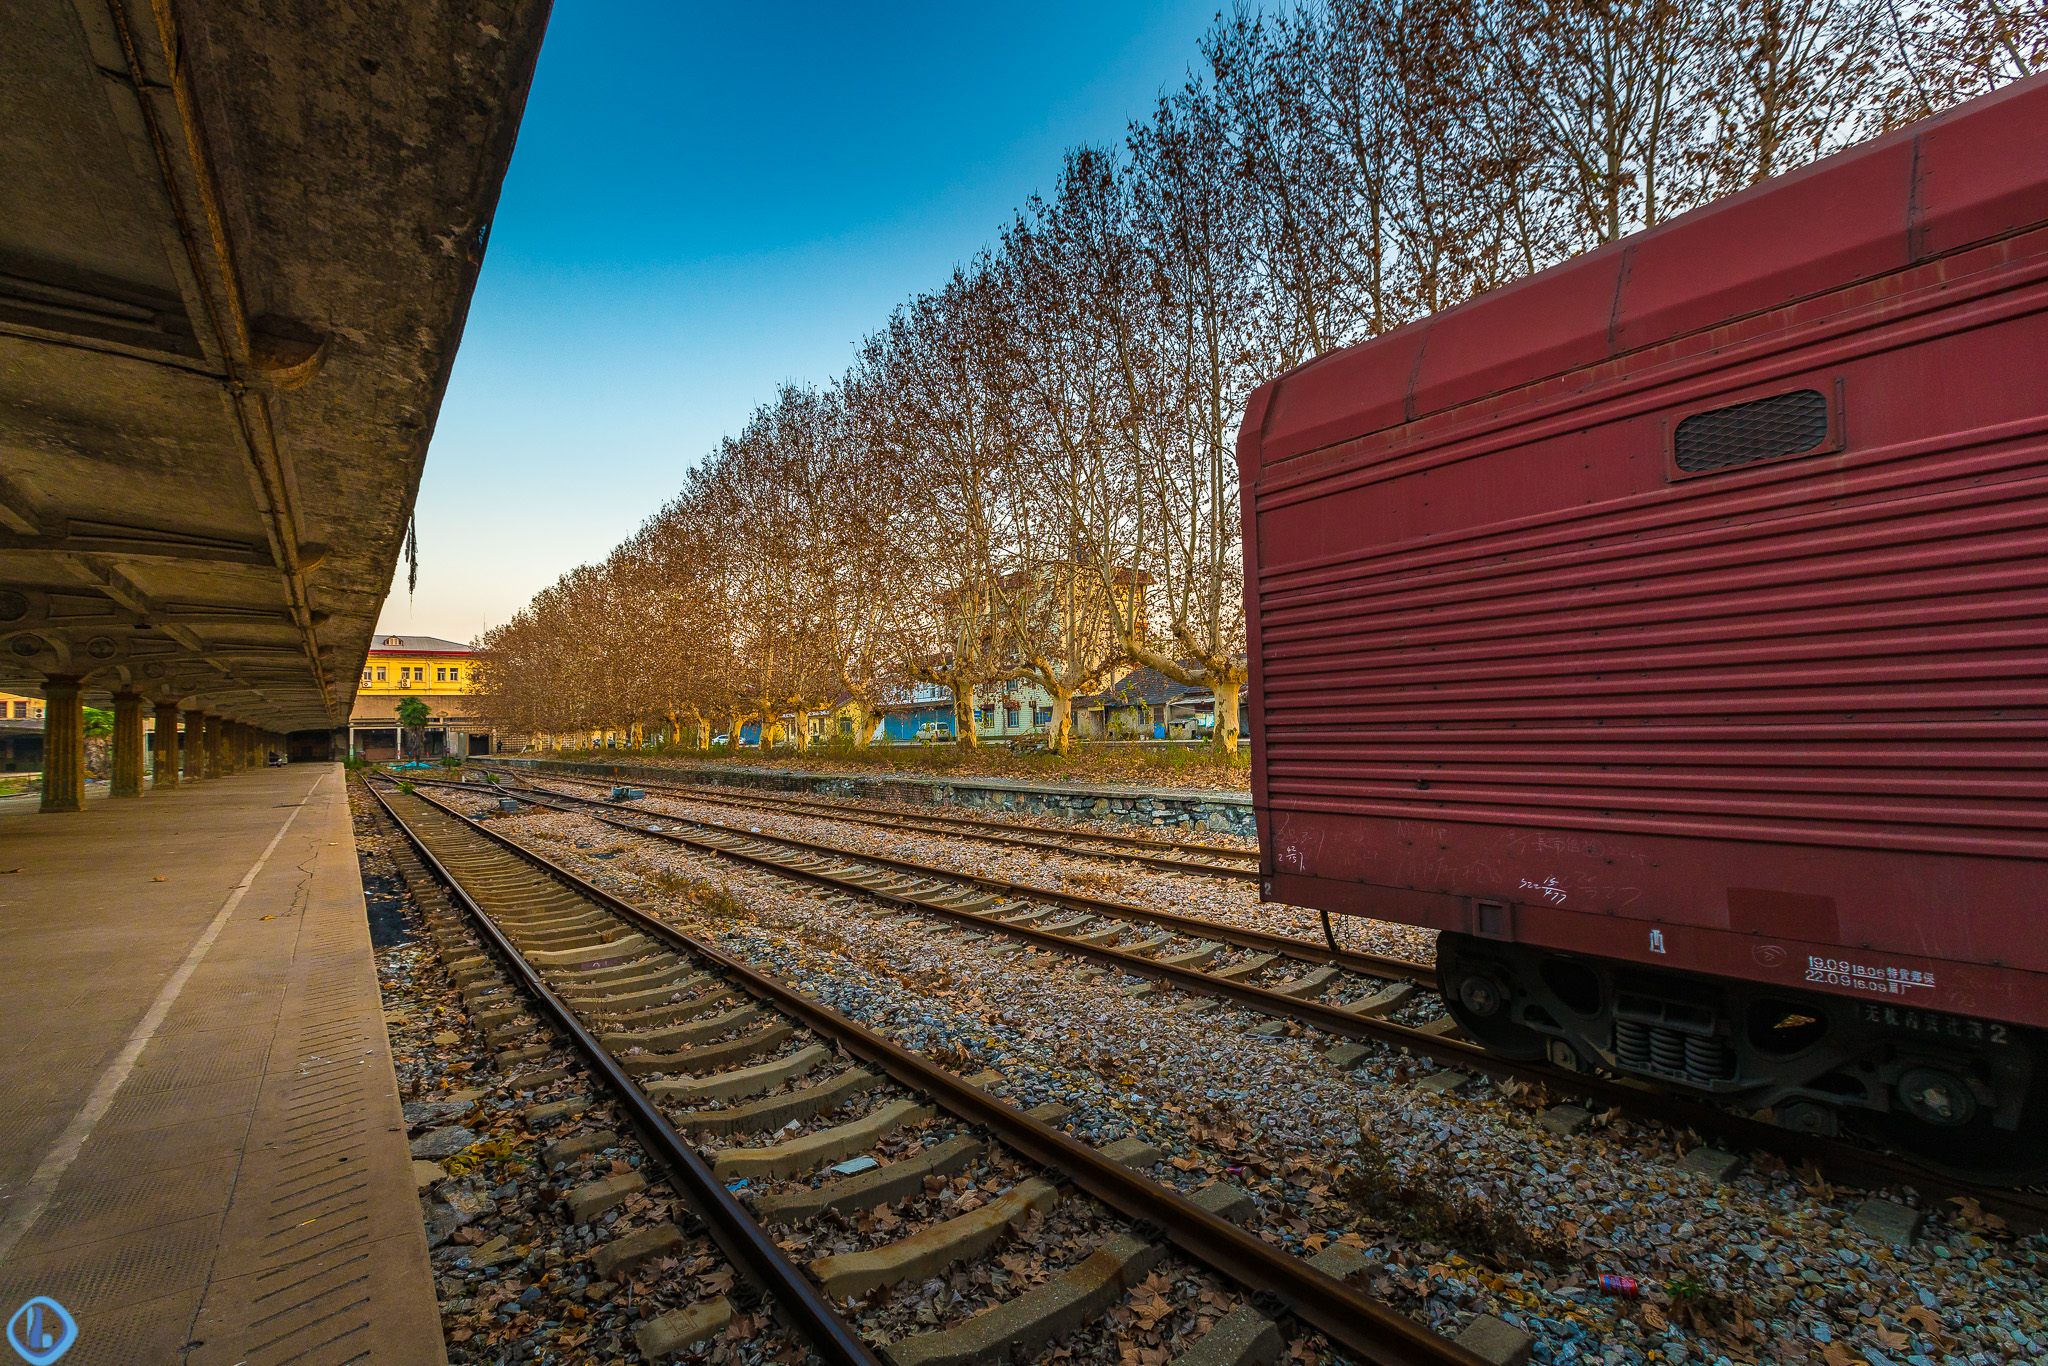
1856;1039;2048;1185
1437;933;1546;1060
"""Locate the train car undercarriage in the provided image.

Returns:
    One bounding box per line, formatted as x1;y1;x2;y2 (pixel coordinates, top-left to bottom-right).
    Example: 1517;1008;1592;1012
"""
1436;932;2044;1181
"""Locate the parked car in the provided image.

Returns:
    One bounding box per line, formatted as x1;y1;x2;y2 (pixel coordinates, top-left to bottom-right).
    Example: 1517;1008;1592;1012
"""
914;721;953;742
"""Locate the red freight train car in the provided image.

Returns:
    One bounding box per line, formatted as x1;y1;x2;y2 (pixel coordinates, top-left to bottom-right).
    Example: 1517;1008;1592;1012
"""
1235;76;2048;1176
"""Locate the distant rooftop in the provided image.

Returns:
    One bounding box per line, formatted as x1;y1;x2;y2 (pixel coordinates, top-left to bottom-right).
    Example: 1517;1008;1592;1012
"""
367;635;474;654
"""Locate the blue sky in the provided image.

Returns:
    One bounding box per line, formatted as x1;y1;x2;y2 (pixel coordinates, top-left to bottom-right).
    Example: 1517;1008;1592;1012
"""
377;1;1224;641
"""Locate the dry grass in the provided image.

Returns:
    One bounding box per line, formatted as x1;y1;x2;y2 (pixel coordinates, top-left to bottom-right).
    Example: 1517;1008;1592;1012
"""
1339;1124;1571;1268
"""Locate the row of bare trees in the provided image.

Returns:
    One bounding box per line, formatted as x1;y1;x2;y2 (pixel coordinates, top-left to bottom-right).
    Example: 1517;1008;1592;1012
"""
475;0;2042;757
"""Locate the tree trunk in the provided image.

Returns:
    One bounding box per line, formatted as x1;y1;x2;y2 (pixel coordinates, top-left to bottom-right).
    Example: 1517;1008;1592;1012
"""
1048;688;1076;757
852;699;876;748
953;685;979;749
1211;678;1243;756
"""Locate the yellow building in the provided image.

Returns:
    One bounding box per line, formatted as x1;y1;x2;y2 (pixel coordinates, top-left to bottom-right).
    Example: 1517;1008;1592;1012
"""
348;634;494;760
0;690;46;773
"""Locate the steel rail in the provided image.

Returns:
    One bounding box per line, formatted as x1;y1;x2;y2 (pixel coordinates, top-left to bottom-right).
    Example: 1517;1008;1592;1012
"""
489;761;1259;862
460;783;2048;1230
365;782;886;1366
397;781;1490;1366
447;774;1433;989
529;770;1260;881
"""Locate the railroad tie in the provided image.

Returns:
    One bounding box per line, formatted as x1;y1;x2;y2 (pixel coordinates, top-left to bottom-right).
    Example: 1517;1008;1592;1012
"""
600;1004;763;1053
1157;942;1221;968
588;986;740;1031
712;1096;934;1180
644;1043;831;1106
676;1065;886;1139
884;1233;1166;1366
807;1178;1061;1300
1207;953;1277;982
752;1135;986;1225
1336;981;1416;1017
616;1023;795;1077
1270;965;1341;1000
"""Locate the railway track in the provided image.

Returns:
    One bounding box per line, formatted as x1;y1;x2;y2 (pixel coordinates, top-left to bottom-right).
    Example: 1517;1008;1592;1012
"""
473;769;1431;991
366;776;1489;1366
482;763;1260;881
425;769;2048;1230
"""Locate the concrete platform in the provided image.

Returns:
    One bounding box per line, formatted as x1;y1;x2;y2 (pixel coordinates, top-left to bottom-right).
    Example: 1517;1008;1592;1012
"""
0;764;443;1366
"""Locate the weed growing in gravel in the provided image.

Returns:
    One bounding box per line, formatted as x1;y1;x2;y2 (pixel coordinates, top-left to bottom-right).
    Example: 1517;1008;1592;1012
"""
1340;1125;1570;1267
645;868;695;897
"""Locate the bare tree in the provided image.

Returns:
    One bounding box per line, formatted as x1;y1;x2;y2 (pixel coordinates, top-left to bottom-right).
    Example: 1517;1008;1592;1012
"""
873;266;1020;749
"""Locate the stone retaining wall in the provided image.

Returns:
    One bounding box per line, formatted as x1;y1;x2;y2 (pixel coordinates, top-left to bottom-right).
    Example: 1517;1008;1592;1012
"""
497;757;1256;839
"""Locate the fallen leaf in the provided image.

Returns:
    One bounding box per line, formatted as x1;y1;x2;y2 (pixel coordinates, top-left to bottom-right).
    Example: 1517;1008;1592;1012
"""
151;875;167;882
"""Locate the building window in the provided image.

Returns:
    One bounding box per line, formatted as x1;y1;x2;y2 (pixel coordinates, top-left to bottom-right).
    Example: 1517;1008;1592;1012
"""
11;701;23;719
375;667;387;681
435;667;445;682
362;670;372;684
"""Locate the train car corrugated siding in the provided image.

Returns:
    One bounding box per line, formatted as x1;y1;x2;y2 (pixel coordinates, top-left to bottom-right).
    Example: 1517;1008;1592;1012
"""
1238;75;2048;1026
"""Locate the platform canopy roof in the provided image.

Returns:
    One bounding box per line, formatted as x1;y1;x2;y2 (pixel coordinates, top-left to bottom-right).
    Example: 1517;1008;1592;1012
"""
0;0;549;730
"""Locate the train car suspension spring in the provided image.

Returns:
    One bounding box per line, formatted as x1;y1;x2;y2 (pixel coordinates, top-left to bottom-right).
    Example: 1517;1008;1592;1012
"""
1614;1018;1652;1071
1649;1026;1689;1076
1685;1033;1736;1082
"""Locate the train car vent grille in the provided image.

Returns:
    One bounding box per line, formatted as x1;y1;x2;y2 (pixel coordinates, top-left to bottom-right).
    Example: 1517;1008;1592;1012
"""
1674;389;1829;473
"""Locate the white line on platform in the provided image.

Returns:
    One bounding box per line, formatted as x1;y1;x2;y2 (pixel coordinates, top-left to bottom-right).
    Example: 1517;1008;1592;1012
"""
0;770;329;1266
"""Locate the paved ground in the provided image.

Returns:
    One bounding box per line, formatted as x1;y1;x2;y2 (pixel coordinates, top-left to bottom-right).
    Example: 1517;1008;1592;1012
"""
0;764;443;1366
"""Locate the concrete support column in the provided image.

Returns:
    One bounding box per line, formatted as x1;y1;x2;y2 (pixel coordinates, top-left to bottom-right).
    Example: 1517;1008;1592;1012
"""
204;714;223;778
153;701;182;788
183;709;207;780
40;676;85;813
110;691;145;798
